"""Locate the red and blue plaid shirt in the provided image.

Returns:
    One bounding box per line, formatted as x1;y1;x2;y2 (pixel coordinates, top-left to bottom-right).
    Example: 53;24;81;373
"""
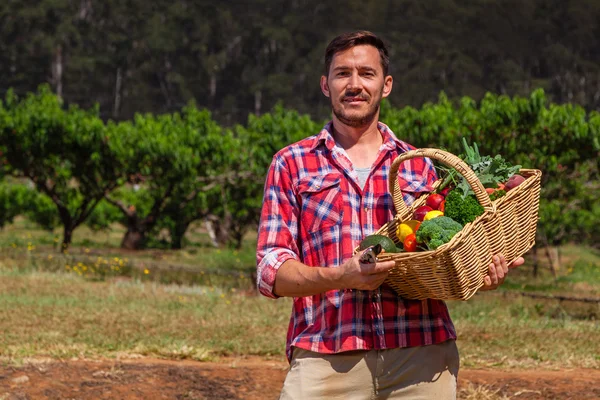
256;122;456;361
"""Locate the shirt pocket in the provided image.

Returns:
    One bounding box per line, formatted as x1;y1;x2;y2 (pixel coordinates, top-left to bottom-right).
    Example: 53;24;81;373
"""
296;173;343;232
395;168;435;208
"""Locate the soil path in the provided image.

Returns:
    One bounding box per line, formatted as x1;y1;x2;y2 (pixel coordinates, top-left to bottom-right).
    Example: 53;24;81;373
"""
0;357;598;399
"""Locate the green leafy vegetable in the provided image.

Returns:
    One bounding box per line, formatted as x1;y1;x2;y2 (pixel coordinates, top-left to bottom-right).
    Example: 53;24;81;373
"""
444;189;485;226
439;138;521;197
416;216;463;250
489;189;507;201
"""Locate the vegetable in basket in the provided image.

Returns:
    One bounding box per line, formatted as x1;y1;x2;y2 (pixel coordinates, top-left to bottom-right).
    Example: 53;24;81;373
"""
438;138;521;198
359;234;400;253
443;189;484;226
504;174;526;191
415;216;463;251
488;189;507;201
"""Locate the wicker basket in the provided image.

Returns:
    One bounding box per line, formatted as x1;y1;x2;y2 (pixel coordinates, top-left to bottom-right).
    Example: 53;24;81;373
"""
372;148;542;301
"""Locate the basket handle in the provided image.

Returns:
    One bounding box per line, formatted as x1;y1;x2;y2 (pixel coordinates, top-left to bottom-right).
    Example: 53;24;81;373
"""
389;148;493;216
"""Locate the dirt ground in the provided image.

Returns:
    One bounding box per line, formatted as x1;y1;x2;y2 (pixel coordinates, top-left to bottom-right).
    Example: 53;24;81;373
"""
0;357;599;400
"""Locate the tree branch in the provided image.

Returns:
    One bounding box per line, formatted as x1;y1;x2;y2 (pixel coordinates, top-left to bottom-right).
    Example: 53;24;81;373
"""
145;181;176;225
104;195;132;216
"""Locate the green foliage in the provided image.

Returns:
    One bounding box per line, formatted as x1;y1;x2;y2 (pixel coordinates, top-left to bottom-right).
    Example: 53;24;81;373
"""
382;89;599;248
222;105;322;248
85;199;122;232
0;181;62;232
236;104;322;172
107;102;240;249
0;182;31;229
24;191;60;232
0;86;598;251
0;85;123;248
5;1;600;126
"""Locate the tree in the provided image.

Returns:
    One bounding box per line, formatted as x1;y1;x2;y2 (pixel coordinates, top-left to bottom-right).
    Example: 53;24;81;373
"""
0;86;123;250
106;103;236;249
223;104;322;247
0;181;30;229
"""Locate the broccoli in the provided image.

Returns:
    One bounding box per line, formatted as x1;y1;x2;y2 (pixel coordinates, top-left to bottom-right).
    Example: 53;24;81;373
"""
444;189;485;226
415;216;463;250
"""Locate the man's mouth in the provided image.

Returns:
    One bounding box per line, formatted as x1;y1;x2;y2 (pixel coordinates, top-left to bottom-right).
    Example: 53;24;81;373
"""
343;96;367;103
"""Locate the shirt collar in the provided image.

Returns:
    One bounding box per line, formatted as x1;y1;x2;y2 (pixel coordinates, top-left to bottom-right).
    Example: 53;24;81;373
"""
310;121;414;153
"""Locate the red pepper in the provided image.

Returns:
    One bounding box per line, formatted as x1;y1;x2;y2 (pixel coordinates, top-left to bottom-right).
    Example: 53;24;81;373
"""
404;233;417;252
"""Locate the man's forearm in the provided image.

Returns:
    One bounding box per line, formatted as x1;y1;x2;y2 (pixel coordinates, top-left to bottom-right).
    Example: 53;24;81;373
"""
273;259;343;297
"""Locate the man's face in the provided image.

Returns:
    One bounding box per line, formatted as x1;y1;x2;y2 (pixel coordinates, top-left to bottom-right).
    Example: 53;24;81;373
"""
321;45;393;128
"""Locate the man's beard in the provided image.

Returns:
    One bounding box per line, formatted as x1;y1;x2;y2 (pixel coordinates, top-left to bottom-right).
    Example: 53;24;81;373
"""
331;91;382;128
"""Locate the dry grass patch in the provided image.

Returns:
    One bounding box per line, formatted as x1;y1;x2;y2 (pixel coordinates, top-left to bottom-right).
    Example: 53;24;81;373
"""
0;271;290;363
458;382;509;400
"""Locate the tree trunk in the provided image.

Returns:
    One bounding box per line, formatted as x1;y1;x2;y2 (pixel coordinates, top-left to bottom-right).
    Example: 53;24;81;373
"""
61;224;73;253
55;203;74;252
170;220;190;250
538;233;559;277
205;215;229;247
543;245;559;277
51;45;63;98
210;74;217;99
121;228;146;250
121;214;147;250
113;67;123;119
254;89;262;115
78;0;92;20
231;228;244;250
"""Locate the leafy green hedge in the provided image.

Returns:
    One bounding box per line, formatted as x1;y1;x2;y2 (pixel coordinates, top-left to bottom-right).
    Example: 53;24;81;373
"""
1;86;598;250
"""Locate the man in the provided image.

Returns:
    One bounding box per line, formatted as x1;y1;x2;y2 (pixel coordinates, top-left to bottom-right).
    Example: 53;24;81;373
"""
256;31;523;399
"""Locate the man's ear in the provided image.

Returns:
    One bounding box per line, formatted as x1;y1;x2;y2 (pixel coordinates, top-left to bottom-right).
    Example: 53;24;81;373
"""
382;75;393;98
320;75;330;98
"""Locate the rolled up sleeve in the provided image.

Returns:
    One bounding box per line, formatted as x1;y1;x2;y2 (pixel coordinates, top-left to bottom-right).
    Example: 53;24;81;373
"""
256;155;300;299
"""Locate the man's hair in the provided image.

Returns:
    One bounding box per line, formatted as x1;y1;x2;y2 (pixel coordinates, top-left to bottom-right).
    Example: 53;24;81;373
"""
324;30;390;77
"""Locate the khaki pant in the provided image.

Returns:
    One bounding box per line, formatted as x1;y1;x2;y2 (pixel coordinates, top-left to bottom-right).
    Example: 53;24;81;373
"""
279;340;459;400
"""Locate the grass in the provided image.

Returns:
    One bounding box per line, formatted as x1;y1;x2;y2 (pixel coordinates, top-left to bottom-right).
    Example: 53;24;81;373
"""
501;244;600;297
1;216;259;268
1;217;258;288
458;382;510;400
0;270;291;364
448;244;600;369
449;292;599;369
0;218;599;369
0;266;597;369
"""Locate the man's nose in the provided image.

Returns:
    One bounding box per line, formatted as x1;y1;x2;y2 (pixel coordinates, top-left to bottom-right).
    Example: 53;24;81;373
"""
347;72;362;90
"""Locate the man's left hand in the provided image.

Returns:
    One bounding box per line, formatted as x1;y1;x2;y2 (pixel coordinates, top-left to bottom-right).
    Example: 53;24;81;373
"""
479;254;525;291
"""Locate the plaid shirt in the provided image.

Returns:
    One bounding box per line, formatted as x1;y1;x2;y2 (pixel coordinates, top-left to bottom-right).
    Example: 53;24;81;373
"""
256;122;456;361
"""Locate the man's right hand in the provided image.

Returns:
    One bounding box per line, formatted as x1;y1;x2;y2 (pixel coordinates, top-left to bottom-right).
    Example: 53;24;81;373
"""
338;249;396;290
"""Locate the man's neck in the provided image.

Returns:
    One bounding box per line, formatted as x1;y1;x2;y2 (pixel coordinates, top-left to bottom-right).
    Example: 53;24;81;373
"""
331;116;383;169
331;117;381;150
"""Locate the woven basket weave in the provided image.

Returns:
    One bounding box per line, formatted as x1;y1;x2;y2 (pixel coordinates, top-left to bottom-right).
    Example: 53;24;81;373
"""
372;148;542;301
